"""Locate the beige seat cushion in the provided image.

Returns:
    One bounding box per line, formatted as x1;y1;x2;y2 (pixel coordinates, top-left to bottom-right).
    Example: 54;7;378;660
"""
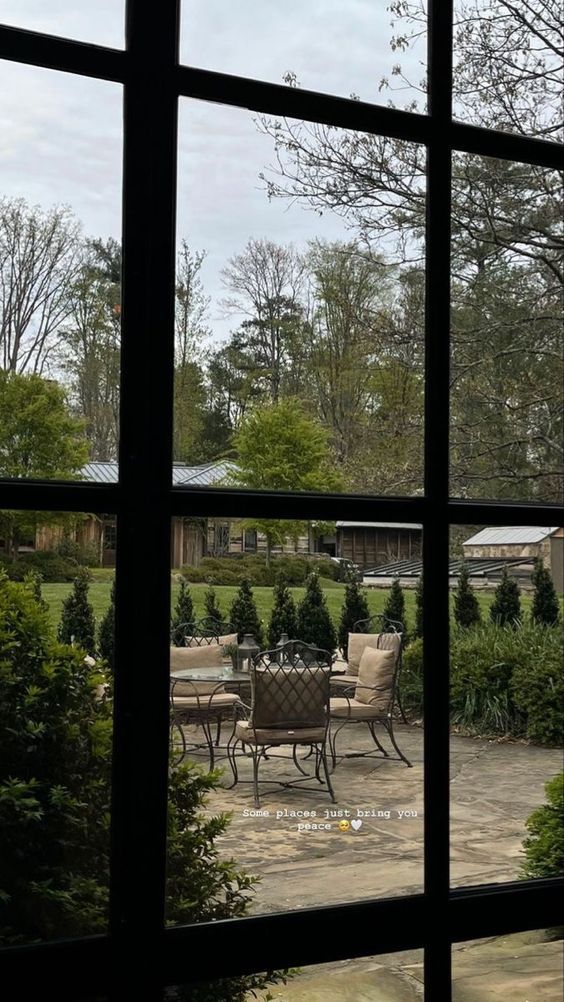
172;691;240;711
330;697;387;719
235;720;326;744
330;674;358;689
347;633;382;675
170;644;224;672
355;647;395;711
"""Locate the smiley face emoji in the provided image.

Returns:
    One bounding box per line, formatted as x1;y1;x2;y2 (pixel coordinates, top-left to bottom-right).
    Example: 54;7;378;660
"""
338;819;350;832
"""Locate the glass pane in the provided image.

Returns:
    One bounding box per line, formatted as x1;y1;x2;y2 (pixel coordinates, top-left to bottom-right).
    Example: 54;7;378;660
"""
175;99;426;495
0;0;124;49
167;514;423;922
167;948;424;1000
180;1;427;109
450;153;564;503
453;931;563;1000
0;62;122;483
449;524;563;890
0;509;115;944
453;0;563;143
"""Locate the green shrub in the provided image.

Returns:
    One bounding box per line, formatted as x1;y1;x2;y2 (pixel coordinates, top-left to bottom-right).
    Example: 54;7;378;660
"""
267;577;298;648
512;622;564;745
490;567;522;627
296;572;337;655
413;574;424;640
171;580;195;643
57;568;96;654
383;577;408;641
337;578;369;658
453;562;481;628
0;551;78;582
229;578;264;646
56;536;101;568
181;553;339;587
401;637;424;717
531;558;560;626
203;585;224;626
98;579;115;670
521;773;564;879
0;574;292;998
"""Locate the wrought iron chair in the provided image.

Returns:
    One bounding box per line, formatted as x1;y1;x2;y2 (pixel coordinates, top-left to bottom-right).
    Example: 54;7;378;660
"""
170;674;242;771
329;630;411;768
331;614;408;724
170;618;234;648
227;641;336;808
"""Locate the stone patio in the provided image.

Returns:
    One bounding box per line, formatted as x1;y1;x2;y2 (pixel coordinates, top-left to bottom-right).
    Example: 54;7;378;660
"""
190;721;562;999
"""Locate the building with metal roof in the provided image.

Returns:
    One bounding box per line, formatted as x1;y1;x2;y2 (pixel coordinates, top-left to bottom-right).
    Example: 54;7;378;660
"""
463;526;563;593
463;527;559;547
79;460;235;487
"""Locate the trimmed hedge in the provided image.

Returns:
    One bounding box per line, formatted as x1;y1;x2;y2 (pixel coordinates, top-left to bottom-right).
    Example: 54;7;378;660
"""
400;622;563;746
181;553;339;587
0;551;78;582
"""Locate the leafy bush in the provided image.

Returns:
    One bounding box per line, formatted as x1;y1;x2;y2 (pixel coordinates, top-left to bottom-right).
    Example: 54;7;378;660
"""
531;558;560;626
0;574;291;998
181;553;339;587
413;574;424;640
522;773;564;879
400;622;563;745
98;579;115;670
56;536;101;568
0;550;78;582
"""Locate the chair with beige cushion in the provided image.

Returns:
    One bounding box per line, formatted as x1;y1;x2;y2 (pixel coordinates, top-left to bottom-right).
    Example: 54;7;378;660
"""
227;641;336;808
329;642;412;769
169;643;241;769
332;614;408;724
170;617;235;648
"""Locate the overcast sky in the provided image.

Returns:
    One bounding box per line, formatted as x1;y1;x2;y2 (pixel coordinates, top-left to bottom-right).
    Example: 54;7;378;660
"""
0;1;425;341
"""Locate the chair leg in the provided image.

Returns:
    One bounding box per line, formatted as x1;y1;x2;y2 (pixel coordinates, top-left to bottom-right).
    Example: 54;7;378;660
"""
226;736;240;788
215;717;222;746
368;721;389;757
292;744;309;776
252;749;261;808
396;681;409;725
320;745;337;803
383;718;412;767
200;718;215;771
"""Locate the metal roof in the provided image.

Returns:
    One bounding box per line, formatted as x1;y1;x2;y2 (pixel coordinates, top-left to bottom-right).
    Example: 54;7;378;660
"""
463;526;559;547
364;556;532;578
336;522;423;530
79;460;235;487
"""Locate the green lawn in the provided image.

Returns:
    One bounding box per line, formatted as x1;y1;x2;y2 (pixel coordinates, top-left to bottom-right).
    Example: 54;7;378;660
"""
41;579;547;633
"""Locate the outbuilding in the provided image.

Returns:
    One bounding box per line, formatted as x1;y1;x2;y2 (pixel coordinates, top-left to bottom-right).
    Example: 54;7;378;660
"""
463;526;564;592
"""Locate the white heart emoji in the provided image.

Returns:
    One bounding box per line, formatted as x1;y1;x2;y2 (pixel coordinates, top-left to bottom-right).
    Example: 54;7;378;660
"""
351;819;362;831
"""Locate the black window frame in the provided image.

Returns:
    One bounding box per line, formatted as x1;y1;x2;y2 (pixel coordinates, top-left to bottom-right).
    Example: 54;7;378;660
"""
0;3;562;999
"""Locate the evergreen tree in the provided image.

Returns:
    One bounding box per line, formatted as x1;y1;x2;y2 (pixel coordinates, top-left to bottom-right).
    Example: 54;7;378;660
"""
531;558;560;626
413;574;424;640
98;579;115;670
489;567;522;627
383;578;406;631
296;572;337;655
454;562;481;628
337;577;369;658
23;569;48;613
229;578;264;646
203;585;223;627
171;579;195;644
57;568;96;654
267;576;298;648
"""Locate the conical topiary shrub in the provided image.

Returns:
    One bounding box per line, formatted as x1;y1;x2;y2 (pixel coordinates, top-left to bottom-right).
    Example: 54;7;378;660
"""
337;577;369;658
296;572;337;655
489;567;521;627
413;574;424;640
171;580;195;644
454;562;481;628
23;569;48;613
98;579;115;670
229;578;264;647
267;576;298;648
383;577;406;630
58;568;96;654
531;558;560;626
204;585;223;627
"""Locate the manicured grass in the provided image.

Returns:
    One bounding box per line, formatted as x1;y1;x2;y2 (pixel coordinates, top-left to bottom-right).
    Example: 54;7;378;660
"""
41;578;551;633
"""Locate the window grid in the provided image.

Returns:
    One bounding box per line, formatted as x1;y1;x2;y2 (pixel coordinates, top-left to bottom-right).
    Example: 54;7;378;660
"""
0;2;562;999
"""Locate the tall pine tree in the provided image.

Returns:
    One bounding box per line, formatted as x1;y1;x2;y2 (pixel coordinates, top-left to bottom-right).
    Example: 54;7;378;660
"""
337;577;369;658
171;579;195;644
204;585;223;627
490;567;521;627
267;576;298;648
531;558;560;626
58;568;96;654
229;578;264;646
296;572;337;655
383;578;406;630
454;563;481;628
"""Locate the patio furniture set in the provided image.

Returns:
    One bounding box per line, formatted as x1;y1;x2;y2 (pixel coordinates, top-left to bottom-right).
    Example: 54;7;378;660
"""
169;616;412;808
